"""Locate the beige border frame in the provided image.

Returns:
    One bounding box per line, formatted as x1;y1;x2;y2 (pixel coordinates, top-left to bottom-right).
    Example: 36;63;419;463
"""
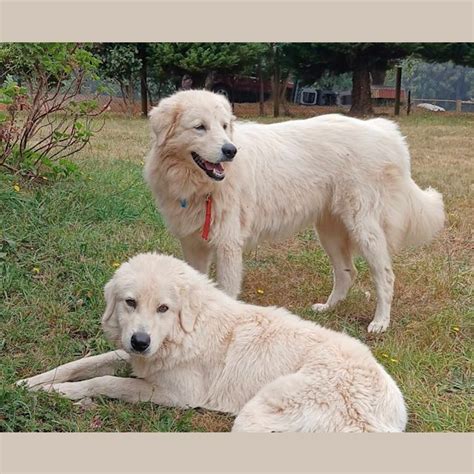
1;433;473;473
0;0;473;41
0;0;473;473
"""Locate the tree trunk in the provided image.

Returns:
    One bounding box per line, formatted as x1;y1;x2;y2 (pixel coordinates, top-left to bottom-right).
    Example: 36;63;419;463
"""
204;71;215;91
119;82;130;115
279;75;291;116
272;45;280;118
148;88;154;108
258;61;264;116
350;61;373;116
138;43;148;117
127;81;135;116
370;68;386;86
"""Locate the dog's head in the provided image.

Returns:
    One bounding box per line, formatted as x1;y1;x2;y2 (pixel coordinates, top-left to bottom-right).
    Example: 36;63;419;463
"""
101;253;205;358
148;90;237;182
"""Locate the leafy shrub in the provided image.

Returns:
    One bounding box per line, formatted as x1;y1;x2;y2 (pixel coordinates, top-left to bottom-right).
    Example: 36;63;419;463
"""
0;43;111;180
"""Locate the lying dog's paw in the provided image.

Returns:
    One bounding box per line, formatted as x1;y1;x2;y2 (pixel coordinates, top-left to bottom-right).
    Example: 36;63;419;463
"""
15;376;54;391
15;378;39;389
73;397;97;409
48;381;89;400
17;378;89;400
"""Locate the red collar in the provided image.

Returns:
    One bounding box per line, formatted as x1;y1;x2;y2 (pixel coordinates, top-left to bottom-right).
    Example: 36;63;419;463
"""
201;194;212;240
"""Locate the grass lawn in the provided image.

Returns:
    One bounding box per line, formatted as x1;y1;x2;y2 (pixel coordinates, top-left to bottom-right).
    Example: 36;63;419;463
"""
1;110;472;432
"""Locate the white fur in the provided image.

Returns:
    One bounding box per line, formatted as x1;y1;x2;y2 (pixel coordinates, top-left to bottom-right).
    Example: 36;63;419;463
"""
18;253;408;432
144;90;445;333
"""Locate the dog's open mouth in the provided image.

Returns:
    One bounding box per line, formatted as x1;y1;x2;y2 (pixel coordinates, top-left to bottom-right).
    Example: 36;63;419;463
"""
191;152;225;181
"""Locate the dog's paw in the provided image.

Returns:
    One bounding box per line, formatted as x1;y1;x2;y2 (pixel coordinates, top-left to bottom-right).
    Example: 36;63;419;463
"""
15;375;54;391
48;382;89;400
73;397;97;409
311;303;330;313
15;377;40;390
15;377;54;392
15;379;29;388
367;319;389;333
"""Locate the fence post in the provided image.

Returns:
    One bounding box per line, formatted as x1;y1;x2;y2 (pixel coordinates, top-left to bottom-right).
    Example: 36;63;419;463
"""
394;66;402;116
407;90;411;115
138;43;148;117
456;99;462;112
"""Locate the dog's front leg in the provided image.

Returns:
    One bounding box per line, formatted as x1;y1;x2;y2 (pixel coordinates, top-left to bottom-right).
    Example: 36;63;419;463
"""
180;234;213;275
47;376;182;406
216;242;243;298
16;350;130;389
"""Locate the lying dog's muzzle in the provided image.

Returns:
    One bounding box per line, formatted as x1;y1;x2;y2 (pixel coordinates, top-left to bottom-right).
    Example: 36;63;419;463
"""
131;332;150;352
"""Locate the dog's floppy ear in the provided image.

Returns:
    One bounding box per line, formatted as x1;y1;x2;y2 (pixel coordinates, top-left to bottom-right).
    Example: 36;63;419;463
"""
149;98;181;148
178;284;199;333
101;278;120;342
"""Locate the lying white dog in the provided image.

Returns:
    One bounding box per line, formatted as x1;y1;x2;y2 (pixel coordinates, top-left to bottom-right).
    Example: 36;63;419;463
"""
18;253;407;432
144;90;445;332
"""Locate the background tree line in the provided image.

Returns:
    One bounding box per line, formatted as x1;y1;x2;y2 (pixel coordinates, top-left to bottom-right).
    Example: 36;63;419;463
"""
3;42;472;119
1;42;472;179
91;42;474;117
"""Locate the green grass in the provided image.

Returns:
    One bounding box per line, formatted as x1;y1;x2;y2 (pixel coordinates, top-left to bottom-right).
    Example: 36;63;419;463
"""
1;111;473;432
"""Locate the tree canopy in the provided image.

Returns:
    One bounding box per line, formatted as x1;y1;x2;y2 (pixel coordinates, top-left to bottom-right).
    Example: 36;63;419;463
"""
415;43;474;68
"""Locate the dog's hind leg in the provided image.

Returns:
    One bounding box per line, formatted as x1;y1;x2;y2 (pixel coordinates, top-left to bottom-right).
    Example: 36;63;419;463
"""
312;216;357;312
16;350;130;389
349;218;394;333
232;373;307;432
232;372;369;432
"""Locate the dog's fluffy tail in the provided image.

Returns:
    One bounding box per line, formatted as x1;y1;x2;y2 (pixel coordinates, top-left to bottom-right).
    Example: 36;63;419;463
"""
400;179;445;249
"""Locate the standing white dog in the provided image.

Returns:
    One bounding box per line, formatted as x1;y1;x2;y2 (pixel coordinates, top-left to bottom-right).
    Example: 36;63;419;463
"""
18;253;407;432
144;90;444;332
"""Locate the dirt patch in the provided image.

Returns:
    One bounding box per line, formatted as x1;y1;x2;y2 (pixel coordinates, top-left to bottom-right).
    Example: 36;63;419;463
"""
191;409;234;432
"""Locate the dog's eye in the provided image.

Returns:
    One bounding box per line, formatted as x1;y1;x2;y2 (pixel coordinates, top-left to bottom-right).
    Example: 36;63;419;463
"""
194;124;206;131
157;304;169;313
223;123;228;130
125;298;137;309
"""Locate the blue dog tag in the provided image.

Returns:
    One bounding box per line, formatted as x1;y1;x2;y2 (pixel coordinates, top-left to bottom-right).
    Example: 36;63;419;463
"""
180;198;188;208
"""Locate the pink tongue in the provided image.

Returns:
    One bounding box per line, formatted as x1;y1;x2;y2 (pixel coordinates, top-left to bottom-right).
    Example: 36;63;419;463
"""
204;161;224;172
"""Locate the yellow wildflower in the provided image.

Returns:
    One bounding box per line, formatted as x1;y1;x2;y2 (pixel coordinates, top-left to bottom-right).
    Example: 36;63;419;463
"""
13;184;20;192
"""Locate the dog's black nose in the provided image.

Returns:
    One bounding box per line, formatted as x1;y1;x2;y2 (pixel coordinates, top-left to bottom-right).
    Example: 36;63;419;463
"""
221;143;237;160
131;332;150;352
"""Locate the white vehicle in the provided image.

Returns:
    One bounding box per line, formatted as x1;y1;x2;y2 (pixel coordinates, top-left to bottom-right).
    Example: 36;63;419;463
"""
417;103;446;112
